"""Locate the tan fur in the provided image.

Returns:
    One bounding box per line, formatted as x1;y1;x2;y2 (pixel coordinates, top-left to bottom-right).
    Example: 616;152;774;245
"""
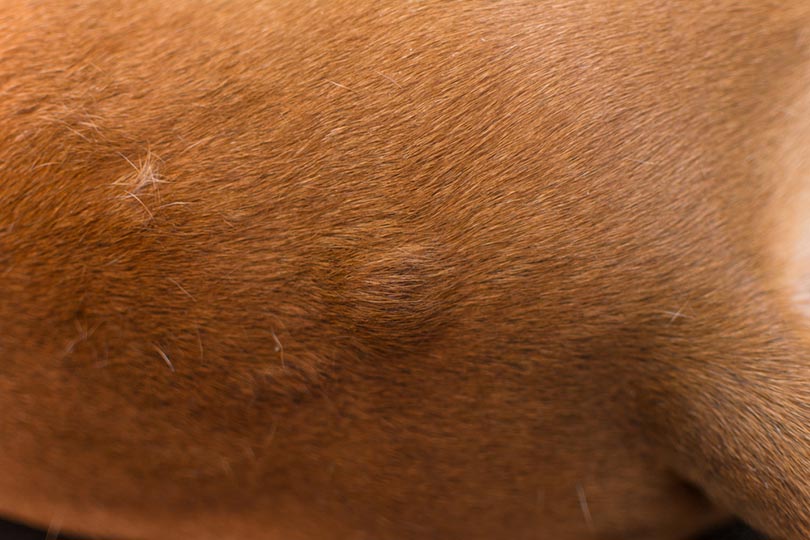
0;1;809;539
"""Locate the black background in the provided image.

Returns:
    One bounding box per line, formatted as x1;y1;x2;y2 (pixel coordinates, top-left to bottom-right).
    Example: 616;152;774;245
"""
0;517;768;540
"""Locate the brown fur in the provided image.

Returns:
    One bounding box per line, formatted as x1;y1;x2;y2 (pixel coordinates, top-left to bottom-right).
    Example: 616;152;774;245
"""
1;1;809;539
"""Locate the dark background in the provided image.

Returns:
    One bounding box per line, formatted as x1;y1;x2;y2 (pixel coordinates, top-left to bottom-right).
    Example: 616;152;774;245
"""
0;517;768;540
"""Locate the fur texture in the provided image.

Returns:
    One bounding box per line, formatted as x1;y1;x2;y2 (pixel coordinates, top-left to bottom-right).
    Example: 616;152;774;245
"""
0;1;809;539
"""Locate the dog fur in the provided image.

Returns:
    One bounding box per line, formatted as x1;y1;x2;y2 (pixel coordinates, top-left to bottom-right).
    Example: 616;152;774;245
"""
0;1;809;539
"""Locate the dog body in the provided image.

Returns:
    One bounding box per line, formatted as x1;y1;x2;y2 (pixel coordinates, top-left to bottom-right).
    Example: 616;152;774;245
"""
1;2;809;539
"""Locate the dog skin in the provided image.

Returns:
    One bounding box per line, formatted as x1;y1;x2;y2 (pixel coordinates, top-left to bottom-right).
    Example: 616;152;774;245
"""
0;1;809;539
